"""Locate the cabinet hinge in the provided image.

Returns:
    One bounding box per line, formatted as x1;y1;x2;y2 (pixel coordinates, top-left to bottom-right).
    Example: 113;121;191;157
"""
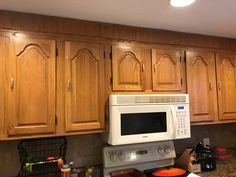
104;51;106;59
55;116;58;125
180;78;183;85
110;77;113;85
55;47;58;57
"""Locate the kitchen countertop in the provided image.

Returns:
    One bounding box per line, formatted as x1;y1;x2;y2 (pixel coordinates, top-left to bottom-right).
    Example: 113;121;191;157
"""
198;157;236;177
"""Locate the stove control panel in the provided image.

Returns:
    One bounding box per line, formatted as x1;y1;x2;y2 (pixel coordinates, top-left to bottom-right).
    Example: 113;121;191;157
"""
103;141;176;168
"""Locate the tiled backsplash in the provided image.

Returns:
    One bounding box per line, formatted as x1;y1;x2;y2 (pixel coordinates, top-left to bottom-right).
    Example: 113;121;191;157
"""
175;123;236;153
0;123;236;177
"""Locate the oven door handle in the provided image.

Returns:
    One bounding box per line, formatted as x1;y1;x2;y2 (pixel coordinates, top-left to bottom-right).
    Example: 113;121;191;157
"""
170;106;176;139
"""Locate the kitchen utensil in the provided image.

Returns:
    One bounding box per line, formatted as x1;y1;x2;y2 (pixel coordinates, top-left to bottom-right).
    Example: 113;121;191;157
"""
152;168;186;177
175;149;201;173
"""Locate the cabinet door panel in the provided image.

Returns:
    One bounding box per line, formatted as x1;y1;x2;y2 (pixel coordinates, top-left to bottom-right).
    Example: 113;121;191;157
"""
152;48;183;92
8;35;56;135
0;35;9;137
216;53;236;120
112;43;147;91
186;51;218;122
65;41;105;131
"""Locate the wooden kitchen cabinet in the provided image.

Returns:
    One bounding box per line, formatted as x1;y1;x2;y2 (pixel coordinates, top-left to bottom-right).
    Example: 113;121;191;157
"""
7;34;56;135
65;40;105;132
0;34;9;138
111;43;185;92
112;42;149;91
216;53;236;120
151;47;184;92
186;50;218;122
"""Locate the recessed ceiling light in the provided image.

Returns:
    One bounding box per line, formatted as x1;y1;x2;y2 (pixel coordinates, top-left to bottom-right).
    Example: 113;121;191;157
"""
170;0;196;7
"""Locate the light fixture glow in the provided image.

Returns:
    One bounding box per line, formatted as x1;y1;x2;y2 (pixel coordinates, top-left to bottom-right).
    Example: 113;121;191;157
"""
170;0;196;7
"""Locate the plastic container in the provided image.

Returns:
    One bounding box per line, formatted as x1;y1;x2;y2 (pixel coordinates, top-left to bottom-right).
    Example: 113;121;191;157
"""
214;146;227;155
215;154;232;164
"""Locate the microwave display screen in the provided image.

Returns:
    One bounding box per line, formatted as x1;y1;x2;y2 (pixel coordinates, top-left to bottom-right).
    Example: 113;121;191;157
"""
121;112;167;135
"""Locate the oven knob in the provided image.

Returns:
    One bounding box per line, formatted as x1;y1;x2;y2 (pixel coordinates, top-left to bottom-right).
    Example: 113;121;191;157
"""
164;146;171;154
109;152;118;161
157;147;165;154
118;151;125;160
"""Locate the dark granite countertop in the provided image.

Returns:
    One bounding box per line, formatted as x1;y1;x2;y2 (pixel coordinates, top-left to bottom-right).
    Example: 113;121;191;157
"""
198;157;236;177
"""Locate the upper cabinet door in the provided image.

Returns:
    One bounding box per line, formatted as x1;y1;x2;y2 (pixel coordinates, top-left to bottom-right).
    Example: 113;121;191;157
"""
216;53;236;120
112;43;148;91
7;35;56;135
152;48;183;92
0;35;9;138
65;40;105;132
186;51;218;122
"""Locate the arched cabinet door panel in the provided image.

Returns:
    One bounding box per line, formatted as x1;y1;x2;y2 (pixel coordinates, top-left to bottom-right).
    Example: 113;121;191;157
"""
152;48;183;92
186;50;218;122
216;53;236;120
65;40;105;132
112;42;148;91
7;35;56;135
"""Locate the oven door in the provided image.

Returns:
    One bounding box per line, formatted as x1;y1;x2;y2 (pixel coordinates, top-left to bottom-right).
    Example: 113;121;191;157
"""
108;105;175;145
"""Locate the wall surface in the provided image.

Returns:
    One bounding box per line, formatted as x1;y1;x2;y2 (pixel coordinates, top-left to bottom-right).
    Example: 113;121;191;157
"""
0;124;236;177
1;10;236;51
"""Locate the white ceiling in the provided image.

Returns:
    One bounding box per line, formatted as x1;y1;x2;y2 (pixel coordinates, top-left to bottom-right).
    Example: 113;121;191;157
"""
0;0;236;38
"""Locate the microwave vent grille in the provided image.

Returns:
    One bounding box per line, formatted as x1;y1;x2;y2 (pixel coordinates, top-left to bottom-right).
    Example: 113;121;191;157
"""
116;95;186;104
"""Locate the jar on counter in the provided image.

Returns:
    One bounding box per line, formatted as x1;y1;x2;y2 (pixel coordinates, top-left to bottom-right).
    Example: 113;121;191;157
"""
61;164;71;177
70;168;84;177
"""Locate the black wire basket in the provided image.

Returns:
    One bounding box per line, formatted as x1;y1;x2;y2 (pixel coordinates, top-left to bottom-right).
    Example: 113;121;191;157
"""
17;137;67;177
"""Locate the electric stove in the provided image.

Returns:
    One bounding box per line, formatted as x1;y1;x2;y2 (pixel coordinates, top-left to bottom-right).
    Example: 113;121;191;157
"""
103;141;184;177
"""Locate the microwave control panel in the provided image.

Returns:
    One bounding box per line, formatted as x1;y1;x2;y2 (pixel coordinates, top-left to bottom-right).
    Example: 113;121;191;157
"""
173;105;190;139
103;141;176;168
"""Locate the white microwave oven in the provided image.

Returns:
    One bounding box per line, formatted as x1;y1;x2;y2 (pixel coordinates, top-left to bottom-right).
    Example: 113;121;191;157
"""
104;94;191;145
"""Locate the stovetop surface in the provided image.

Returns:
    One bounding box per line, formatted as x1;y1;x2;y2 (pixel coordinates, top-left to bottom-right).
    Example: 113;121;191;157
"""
143;168;189;177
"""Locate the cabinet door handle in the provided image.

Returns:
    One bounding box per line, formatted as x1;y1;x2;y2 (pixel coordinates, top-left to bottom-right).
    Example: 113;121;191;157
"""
67;80;71;92
209;82;213;90
217;81;221;90
141;63;145;72
10;78;14;91
153;64;156;73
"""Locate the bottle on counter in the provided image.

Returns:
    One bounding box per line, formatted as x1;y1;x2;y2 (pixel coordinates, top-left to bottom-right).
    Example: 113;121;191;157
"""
85;166;95;177
61;162;74;177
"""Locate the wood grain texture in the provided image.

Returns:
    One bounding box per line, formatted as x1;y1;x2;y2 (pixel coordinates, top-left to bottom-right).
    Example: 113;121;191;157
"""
152;47;183;92
7;34;56;135
112;42;149;91
65;40;105;132
216;53;236;120
0;10;236;50
186;50;218;122
0;34;9;138
0;10;235;139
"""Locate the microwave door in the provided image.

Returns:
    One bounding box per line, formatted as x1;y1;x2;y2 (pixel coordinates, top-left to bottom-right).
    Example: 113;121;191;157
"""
120;112;167;136
110;105;175;145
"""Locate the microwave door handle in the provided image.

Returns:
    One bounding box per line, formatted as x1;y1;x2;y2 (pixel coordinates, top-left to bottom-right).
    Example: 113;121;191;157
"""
170;106;176;139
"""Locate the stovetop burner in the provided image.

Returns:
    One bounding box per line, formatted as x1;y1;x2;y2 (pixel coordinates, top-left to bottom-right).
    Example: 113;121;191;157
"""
144;168;189;177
